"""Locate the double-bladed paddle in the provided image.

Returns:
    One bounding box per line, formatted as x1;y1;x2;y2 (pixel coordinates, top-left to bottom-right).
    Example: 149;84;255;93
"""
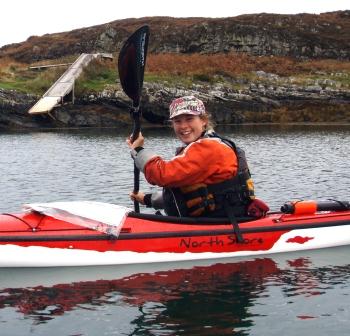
118;25;150;213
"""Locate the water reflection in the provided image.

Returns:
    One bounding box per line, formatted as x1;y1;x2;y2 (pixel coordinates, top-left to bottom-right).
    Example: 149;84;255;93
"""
0;247;349;335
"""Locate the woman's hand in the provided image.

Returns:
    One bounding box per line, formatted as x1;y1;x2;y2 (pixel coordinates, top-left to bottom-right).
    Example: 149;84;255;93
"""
130;191;145;204
126;132;144;150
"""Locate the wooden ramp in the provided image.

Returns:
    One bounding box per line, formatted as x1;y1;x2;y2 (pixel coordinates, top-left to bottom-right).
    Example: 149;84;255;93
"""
29;53;113;114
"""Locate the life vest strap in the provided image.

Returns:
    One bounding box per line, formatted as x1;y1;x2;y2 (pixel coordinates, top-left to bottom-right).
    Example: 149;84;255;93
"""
223;199;244;243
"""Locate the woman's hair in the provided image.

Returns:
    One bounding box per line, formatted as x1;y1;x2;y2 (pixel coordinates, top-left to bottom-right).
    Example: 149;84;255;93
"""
201;112;215;132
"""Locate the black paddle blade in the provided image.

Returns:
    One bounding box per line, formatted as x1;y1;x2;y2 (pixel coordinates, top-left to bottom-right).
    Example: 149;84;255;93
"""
118;25;150;107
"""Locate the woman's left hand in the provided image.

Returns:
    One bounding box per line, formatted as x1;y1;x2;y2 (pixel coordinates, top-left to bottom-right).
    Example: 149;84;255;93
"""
130;191;145;204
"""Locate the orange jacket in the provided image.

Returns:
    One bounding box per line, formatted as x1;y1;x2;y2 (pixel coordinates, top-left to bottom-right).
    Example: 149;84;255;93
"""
144;137;238;188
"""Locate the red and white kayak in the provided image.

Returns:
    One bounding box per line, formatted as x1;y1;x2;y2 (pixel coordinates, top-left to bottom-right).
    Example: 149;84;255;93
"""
1;200;350;267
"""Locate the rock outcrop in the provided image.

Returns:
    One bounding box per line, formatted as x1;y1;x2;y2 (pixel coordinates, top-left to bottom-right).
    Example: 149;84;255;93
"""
0;89;40;128
1;77;349;129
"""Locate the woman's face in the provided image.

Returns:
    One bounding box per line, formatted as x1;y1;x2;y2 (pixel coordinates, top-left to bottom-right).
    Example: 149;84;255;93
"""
172;114;207;144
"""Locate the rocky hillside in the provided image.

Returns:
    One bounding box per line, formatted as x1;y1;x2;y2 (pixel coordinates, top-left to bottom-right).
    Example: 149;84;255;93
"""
1;12;349;129
1;11;350;63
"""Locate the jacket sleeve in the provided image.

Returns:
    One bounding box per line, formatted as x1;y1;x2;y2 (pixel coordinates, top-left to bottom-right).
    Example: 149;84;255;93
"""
144;191;164;209
131;148;158;172
143;139;237;188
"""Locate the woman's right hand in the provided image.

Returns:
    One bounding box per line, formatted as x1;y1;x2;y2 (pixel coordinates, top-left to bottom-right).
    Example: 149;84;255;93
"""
130;191;145;204
126;132;144;150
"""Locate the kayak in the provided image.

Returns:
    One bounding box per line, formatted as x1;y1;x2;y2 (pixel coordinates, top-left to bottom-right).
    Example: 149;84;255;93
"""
1;200;350;267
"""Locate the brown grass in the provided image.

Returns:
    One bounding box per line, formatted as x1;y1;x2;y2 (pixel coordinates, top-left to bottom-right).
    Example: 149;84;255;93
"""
146;53;350;77
0;57;24;69
243;104;350;123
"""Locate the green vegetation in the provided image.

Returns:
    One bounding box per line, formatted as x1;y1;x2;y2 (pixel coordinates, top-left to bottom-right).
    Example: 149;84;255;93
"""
144;73;208;87
75;59;116;95
0;65;65;94
0;55;76;94
0;58;117;95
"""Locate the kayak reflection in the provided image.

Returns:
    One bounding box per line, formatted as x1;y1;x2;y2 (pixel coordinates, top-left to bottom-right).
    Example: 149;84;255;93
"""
0;247;349;333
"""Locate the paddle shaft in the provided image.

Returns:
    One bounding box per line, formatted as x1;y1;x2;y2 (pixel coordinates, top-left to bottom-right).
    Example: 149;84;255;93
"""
131;105;141;213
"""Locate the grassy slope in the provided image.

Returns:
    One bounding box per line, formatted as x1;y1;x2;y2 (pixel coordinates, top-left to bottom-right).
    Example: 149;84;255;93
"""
0;53;349;96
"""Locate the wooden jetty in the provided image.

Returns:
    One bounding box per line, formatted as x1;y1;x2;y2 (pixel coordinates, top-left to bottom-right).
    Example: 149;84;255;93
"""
28;53;113;114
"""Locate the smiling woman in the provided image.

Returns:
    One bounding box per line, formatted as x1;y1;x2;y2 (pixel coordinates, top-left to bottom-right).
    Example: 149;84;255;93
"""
126;95;256;232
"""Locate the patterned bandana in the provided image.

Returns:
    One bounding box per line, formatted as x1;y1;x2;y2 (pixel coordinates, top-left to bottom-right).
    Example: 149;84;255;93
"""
169;96;206;119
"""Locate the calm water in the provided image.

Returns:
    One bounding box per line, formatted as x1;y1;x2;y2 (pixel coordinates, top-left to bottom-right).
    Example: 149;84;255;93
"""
0;124;349;335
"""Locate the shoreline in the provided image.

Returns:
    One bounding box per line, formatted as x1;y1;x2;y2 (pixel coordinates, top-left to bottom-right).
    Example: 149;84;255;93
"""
1;85;349;130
